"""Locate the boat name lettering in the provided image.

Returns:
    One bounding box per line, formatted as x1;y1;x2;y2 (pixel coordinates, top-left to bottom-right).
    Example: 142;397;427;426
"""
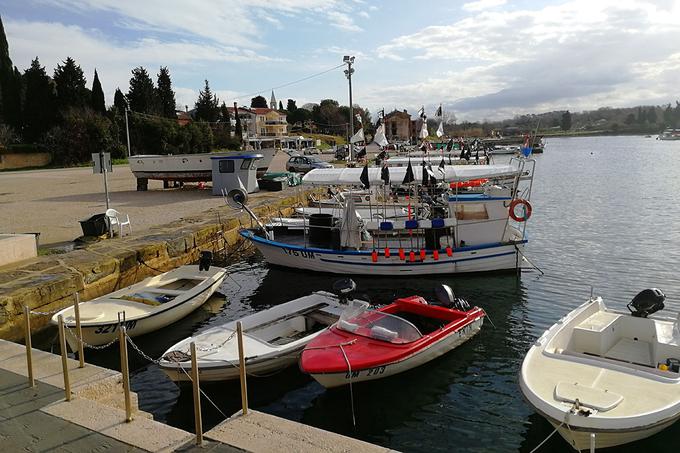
94;320;137;334
283;248;316;259
345;366;386;379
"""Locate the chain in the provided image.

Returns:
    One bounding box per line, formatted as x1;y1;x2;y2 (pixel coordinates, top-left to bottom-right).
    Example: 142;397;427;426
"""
125;331;162;365
63;323;120;350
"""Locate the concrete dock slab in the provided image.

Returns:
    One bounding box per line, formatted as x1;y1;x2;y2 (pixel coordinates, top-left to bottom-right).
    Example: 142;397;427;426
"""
205;410;393;453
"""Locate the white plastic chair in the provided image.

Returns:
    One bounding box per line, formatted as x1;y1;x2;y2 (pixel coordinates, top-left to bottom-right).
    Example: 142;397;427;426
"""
105;208;132;238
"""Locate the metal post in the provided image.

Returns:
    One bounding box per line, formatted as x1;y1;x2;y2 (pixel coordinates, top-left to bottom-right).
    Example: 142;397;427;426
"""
23;306;35;387
190;342;203;445
236;321;248;415
124;107;131;158
344;56;355;161
73;293;84;368
100;151;110;210
57;315;71;401
590;433;595;452
118;321;132;422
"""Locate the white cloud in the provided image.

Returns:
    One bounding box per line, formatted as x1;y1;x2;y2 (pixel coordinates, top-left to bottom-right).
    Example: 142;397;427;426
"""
327;11;363;32
359;11;370;18
462;0;507;12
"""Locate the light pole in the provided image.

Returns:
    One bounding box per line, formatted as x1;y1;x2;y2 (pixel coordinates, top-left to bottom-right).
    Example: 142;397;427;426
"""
124;107;131;158
343;55;355;160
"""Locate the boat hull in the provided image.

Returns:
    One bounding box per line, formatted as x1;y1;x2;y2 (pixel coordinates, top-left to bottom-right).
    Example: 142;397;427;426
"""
310;316;483;388
242;230;524;276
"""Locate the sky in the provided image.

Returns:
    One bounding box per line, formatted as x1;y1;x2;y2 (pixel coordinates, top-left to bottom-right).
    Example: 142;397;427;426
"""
3;0;680;121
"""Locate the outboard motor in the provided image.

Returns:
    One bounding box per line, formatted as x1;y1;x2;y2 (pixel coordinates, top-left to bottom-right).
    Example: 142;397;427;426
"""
198;251;213;271
332;278;357;305
433;284;471;311
627;288;665;318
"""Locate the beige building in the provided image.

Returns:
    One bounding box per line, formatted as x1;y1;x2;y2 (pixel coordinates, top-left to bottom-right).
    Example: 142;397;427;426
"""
252;108;288;137
384;110;412;142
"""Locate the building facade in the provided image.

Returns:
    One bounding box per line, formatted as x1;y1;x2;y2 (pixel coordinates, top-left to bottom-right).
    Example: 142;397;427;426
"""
252;108;288;137
384;110;412;142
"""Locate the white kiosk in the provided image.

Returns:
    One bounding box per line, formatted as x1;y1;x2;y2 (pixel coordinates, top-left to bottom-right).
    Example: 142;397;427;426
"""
211;154;263;196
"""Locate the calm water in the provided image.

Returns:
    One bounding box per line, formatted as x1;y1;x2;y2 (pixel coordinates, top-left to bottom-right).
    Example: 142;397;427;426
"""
43;136;680;452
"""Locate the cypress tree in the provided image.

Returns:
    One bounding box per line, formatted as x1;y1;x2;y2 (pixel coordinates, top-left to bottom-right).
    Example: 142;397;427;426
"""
278;100;283;111
90;69;106;113
127;66;157;114
234;103;243;139
194;80;219;122
286;99;297;112
113;88;127;114
0;15;22;129
53;57;88;111
23;57;56;142
220;102;231;135
156;66;176;118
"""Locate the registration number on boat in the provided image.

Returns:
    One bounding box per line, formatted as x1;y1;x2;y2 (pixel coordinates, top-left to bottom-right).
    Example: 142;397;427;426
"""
346;365;386;379
282;249;316;259
94;320;137;334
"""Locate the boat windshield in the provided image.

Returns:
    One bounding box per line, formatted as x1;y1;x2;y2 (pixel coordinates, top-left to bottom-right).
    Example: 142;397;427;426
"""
337;302;423;344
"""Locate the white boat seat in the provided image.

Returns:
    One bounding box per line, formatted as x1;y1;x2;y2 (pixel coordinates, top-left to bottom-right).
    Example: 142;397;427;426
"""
605;338;653;366
555;382;623;412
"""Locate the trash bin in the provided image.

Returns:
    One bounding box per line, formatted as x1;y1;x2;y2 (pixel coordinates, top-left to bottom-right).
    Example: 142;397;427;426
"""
79;213;109;237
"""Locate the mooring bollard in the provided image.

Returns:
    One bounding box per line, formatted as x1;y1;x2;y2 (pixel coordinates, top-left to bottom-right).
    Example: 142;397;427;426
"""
191;342;203;445
57;315;71;401
23;305;35;387
73;293;85;368
236;321;248;415
118;321;133;422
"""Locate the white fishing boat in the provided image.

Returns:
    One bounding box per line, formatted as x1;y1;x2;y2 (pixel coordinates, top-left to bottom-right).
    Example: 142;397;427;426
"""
52;262;227;349
236;159;536;276
158;282;362;382
520;289;680;450
658;129;680;141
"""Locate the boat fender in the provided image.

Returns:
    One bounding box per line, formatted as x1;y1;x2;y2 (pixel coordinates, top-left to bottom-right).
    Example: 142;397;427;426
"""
433;250;439;260
446;247;453;257
509;199;532;222
399;248;406;260
371;250;378;262
409;251;416;262
199;251;213;271
420;250;426;261
384;247;391;258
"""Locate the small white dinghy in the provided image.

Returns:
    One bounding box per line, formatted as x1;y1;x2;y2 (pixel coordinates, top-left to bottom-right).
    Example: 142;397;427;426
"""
520;289;680;450
52;262;227;349
158;281;362;382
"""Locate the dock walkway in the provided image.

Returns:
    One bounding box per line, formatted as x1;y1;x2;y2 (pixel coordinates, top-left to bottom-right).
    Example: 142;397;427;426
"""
0;339;393;452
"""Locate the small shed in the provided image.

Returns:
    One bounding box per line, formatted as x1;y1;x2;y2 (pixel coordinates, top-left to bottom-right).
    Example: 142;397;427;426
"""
211;154;263;196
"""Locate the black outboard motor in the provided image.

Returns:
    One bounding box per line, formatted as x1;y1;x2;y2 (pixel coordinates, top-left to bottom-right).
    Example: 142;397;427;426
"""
627;288;665;318
198;251;213;271
433;284;471;311
332;278;356;304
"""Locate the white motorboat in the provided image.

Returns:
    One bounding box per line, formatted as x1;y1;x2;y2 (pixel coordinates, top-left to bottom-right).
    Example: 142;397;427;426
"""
520;289;680;450
158;288;357;382
52;263;227;349
658;129;680;141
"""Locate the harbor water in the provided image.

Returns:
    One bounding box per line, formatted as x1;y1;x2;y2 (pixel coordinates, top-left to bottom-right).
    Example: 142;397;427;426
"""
40;135;680;452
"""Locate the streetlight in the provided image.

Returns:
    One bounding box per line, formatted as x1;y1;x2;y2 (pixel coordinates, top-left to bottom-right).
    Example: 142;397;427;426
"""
343;55;355;160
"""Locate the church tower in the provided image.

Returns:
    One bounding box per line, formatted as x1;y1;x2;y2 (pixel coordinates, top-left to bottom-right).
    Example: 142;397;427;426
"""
270;90;277;109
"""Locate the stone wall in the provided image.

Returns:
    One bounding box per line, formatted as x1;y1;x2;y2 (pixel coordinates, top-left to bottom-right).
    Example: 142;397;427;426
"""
0;152;51;170
0;191;309;341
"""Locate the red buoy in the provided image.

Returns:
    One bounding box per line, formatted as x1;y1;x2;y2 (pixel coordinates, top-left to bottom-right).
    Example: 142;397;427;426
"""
433;250;440;260
371;250;378;262
446;247;453;257
420;249;426;261
409;251;416;262
399;248;405;260
384;247;391;258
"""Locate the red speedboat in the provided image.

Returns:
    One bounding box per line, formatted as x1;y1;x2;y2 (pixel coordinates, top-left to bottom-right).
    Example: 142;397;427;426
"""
300;285;485;388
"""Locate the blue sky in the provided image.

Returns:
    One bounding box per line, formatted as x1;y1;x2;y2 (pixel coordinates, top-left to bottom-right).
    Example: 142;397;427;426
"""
3;0;680;120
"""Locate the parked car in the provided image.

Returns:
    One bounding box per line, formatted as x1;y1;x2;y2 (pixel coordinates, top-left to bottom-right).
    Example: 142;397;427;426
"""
335;145;349;160
286;155;334;173
302;147;321;155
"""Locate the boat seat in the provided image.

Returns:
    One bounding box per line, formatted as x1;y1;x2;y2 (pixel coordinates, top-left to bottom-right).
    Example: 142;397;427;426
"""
306;310;339;326
143;288;186;296
555;382;623;412
605;338;654;366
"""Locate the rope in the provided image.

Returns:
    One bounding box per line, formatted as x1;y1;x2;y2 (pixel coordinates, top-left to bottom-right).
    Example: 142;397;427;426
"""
529;401;578;453
137;257;166;274
177;362;230;419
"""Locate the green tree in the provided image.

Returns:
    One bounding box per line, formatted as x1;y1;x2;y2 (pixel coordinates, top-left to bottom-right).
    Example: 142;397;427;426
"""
278;100;283;111
0;14;22;129
90;69;106;114
127;66;157;114
234;105;243;140
624;113;635;125
156;66;176;118
646;107;657;125
113;88;127;115
219;102;231;135
194;80;219;122
560;111;572;131
250;95;267;108
636;106;645;124
53;57;88;111
22;57;56;142
286;99;297;112
663;104;673;126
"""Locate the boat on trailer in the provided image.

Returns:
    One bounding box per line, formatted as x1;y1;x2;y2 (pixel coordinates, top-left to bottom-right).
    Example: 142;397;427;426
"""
520;289;680;450
158;281;362;382
52;258;227;349
236;159;536;276
300;284;485;388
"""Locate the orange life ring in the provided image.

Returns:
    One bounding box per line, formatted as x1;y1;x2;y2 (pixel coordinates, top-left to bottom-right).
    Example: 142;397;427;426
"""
509;199;532;222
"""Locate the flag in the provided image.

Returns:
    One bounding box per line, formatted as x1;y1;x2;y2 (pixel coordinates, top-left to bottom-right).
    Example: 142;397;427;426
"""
421;160;429;186
360;163;369;189
355;113;363;124
439;158;445;170
381;164;390;185
374;123;389;147
427;164;437;184
417;106;425;118
350;128;365;143
446;138;454;151
402;160;414;184
419;119;428;139
435;105;442;117
436;121;444;138
356;146;367;159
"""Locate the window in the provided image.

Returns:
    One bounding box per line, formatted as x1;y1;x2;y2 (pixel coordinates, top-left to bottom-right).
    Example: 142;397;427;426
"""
218;160;234;173
240;159;251;170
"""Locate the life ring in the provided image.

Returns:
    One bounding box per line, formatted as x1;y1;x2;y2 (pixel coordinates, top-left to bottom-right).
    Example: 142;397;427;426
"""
509;199;532;222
